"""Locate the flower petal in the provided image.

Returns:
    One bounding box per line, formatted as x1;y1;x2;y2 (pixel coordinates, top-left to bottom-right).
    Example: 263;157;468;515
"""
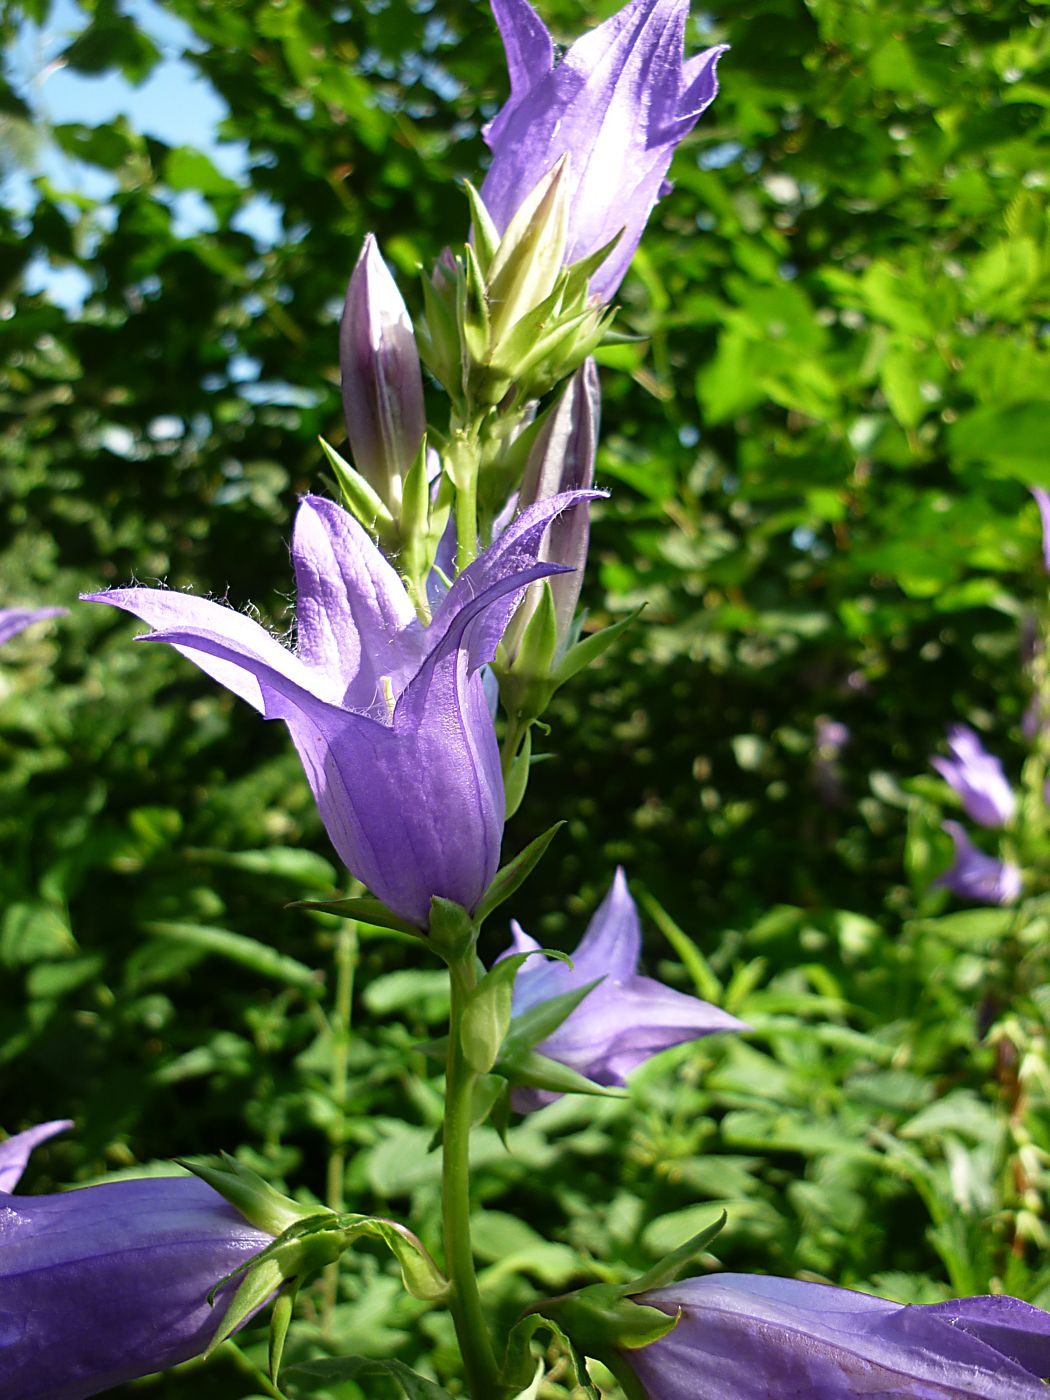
484;0;555;149
0;608;66;647
291;494;422;707
0;1122;72;1195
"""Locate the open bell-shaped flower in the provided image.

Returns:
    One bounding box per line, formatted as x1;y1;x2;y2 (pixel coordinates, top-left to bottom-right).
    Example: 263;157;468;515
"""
0;1121;273;1400
84;491;596;929
481;0;728;301
937;821;1021;906
499;868;744;1110
931;725;1015;829
624;1273;1050;1399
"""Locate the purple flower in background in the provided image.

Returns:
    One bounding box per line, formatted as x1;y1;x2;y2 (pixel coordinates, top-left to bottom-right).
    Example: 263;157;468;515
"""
481;0;727;301
340;234;427;510
938;821;1021;906
625;1273;1050;1399
0;1121;272;1400
85;492;594;928
1032;488;1050;574
0;608;65;647
501;868;743;1110
931;725;1015;828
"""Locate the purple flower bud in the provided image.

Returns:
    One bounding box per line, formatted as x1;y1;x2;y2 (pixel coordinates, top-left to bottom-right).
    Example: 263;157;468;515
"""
931;725;1015;828
937;821;1021;906
481;0;728;301
0;608;66;646
85;490;597;929
340;234;427;510
626;1273;1050;1399
502;358;600;659
0;1121;272;1400
500;868;744;1111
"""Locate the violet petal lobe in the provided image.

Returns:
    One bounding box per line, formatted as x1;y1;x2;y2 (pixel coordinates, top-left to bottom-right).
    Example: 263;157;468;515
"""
0;1127;272;1400
502;868;744;1111
930;724;1015;828
0;608;66;647
0;1122;73;1194
83;492;595;928
481;0;728;300
1031;487;1050;574
937;821;1021;907
626;1274;1050;1400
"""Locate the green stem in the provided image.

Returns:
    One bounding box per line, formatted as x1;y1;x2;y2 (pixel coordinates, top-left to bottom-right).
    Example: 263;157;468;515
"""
443;954;503;1397
323;920;358;1325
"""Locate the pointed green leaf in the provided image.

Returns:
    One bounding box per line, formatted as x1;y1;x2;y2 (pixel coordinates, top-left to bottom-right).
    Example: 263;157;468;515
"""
463;179;500;274
622;1212;727;1295
285;1356;453;1398
476;820;564;924
497;1046;627;1099
504;723;533;821
460;953;529;1073
318;437;394;534
501;1313;600;1399
289;895;422;938
501;977;600;1055
268;1281;298;1382
552;608;642;687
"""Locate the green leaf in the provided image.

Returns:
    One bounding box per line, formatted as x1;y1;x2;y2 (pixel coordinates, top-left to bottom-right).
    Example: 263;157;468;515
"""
164;147;241;199
552;609;641;687
284;1357;453;1398
476;821;564;925
501;978;601;1056
497;1046;627;1099
622;1211;727;1294
141;922;322;994
289;895;421;938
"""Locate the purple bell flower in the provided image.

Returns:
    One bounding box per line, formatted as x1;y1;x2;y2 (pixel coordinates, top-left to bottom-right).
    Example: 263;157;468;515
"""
625;1273;1050;1399
937;821;1021;906
0;608;65;646
481;0;727;301
0;1121;272;1400
931;725;1015;829
500;867;744;1110
84;491;594;928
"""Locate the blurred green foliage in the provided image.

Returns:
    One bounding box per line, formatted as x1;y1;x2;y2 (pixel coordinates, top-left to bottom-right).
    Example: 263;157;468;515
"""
1;0;1049;1393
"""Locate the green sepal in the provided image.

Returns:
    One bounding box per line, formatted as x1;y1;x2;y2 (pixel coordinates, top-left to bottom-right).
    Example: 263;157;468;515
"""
318;437;395;536
418;266;463;409
476;820;565;924
428;895;477;962
560;226;624;304
462;241;491;365
178;1152;326;1237
621;1211;727;1295
459;946;569;1074
289;894;422;938
349;1217;450;1302
496;1046;627;1099
542;1281;680;1357
501;977;600;1056
463;179;500;274
403;428;436;599
268;1279;298;1382
511;578;559;684
487;155;570;344
553;608;642;687
504;723;533;820
500;1313;599;1399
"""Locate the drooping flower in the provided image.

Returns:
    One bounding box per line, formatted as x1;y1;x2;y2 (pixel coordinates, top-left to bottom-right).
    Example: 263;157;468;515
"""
481;0;728;301
0;608;65;647
0;1121;272;1400
339;233;427;514
937;821;1021;906
500;867;743;1110
625;1273;1050;1399
84;491;594;928
931;724;1015;828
